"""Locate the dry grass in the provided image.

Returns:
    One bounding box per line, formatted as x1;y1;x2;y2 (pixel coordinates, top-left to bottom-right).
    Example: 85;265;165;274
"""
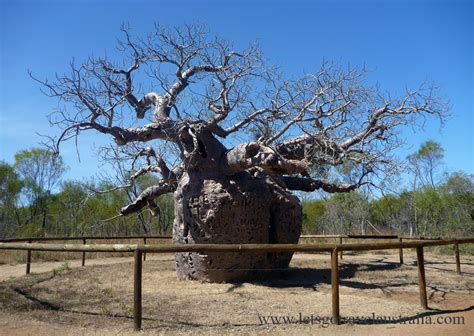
0;251;473;335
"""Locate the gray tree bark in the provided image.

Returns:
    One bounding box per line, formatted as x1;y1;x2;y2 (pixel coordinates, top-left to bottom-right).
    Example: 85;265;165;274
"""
173;170;302;282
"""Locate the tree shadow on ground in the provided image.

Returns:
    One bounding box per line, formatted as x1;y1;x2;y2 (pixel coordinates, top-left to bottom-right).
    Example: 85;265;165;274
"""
423;260;474;275
226;257;406;291
425;260;474;266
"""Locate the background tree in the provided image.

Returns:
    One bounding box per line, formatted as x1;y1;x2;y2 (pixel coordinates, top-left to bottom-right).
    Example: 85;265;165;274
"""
319;191;370;234
404;140;445;235
49;181;89;236
33;24;447;281
369;193;412;235
438;172;474;236
301;199;325;234
13;148;67;234
0;162;23;236
408;140;444;189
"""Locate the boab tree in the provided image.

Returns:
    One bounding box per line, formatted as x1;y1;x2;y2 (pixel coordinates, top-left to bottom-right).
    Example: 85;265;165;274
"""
34;24;446;282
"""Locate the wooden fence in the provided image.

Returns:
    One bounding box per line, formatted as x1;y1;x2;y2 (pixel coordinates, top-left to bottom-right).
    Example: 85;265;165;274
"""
0;235;171;269
0;234;433;271
0;237;473;330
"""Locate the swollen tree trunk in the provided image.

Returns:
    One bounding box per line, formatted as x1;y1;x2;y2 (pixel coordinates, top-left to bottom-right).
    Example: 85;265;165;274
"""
116;126;362;283
172;169;302;282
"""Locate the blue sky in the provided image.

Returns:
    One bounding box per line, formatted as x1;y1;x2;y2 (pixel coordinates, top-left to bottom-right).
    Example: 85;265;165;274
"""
0;0;472;184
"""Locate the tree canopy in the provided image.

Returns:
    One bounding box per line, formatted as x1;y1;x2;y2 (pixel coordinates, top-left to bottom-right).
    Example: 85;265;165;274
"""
31;23;448;219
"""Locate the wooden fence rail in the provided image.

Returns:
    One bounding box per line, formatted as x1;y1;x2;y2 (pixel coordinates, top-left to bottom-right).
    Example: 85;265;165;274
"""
0;237;473;331
1;234;401;270
0;233;441;243
0;234;438;266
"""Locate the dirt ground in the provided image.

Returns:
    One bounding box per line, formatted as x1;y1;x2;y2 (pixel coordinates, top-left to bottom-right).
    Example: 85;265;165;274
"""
0;250;473;336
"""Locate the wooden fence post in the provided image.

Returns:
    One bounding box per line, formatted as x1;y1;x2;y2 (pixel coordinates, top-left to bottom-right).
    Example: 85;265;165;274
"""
143;238;147;261
82;238;86;266
416;246;428;309
454;243;461;274
399;237;404;265
26;240;32;274
339;237;343;259
134;249;143;331
331;247;340;325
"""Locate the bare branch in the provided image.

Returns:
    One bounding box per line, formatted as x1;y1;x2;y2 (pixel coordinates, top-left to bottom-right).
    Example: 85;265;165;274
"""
35;23;448;218
120;182;177;216
283;176;364;193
